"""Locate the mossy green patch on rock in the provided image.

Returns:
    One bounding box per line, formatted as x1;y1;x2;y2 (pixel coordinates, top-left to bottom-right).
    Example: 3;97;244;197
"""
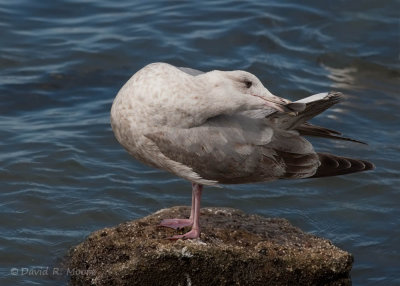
68;206;353;286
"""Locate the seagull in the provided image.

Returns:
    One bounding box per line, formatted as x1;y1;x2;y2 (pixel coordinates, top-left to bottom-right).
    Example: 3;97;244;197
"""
110;62;374;240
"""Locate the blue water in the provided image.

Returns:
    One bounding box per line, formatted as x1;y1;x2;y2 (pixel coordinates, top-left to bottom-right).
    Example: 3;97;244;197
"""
1;1;399;285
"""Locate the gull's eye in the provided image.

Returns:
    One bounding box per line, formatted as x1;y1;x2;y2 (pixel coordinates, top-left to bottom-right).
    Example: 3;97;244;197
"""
244;80;252;88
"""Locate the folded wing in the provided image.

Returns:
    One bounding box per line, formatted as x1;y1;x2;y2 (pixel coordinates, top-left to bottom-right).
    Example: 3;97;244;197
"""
145;114;321;184
146;91;373;184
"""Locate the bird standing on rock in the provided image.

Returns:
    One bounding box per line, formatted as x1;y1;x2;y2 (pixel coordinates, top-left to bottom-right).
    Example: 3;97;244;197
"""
110;62;374;240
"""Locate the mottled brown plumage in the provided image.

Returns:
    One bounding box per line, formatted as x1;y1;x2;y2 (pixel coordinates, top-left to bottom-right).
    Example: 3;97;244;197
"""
110;63;374;239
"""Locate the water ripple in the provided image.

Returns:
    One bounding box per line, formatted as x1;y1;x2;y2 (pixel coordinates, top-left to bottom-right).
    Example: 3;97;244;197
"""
0;0;399;285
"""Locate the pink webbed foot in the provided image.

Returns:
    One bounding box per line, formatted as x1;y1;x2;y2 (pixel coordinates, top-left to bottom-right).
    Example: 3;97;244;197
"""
167;228;200;240
159;218;193;230
162;183;203;240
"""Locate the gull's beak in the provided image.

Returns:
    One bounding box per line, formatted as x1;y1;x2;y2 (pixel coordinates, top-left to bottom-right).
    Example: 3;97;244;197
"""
261;96;289;112
255;93;306;113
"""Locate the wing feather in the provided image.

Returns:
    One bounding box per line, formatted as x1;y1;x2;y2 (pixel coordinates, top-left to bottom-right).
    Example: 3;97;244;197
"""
146;115;320;184
310;153;375;178
145;91;373;184
177;67;204;76
296;122;366;144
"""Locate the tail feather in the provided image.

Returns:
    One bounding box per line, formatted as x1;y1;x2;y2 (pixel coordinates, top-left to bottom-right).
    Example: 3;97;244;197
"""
310;153;375;178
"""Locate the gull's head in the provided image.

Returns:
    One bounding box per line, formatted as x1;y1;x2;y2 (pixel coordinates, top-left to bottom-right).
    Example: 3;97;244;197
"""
201;70;294;113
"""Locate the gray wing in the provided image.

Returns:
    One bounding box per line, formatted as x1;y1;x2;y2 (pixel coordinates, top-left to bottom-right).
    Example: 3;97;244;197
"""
145;91;374;184
177;67;204;76
145;114;319;184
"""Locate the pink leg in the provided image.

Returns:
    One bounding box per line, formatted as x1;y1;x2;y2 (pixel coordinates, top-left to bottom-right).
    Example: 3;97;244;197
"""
159;184;196;229
164;183;203;240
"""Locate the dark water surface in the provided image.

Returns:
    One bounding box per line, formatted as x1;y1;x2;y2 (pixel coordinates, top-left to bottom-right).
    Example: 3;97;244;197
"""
1;1;399;285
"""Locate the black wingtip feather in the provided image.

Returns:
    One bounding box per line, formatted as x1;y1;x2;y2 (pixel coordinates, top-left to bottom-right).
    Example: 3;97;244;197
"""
310;153;374;178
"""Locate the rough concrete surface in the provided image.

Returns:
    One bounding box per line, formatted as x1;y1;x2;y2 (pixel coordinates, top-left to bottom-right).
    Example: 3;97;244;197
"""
67;206;353;286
